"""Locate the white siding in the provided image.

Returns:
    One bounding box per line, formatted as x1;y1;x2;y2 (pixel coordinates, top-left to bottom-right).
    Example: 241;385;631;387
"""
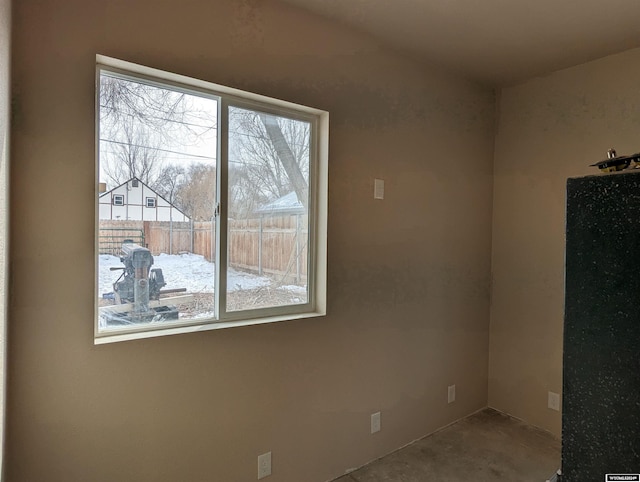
98;202;111;220
128;205;143;220
98;180;189;222
128;181;142;204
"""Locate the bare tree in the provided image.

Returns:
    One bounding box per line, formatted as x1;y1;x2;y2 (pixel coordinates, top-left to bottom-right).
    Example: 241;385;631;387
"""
153;164;186;204
175;164;217;221
228;164;269;219
99;73;216;190
259;113;308;209
100;72;309;222
100;74;213;143
228;108;310;216
101;117;164;186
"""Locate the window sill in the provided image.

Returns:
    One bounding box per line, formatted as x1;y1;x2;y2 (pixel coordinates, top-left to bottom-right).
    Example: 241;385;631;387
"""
94;309;326;345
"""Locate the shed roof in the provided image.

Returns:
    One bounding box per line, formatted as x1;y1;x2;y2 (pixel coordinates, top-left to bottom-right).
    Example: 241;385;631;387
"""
99;177;191;220
255;191;304;216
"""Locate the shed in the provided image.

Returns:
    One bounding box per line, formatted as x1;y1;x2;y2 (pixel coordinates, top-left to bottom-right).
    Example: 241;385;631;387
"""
99;177;190;222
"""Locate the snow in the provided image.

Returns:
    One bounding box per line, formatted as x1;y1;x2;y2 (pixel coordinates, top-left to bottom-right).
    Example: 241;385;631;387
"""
98;252;272;296
254;191;304;215
278;284;307;295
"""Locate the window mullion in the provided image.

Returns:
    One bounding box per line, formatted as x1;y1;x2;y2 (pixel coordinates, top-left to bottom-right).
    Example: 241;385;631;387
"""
216;98;229;319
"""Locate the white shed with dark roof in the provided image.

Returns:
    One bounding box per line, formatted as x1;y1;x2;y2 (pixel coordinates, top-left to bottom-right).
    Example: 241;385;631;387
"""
99;177;190;222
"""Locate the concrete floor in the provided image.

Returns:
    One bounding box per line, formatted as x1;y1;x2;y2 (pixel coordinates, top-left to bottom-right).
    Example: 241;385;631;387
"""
334;408;560;482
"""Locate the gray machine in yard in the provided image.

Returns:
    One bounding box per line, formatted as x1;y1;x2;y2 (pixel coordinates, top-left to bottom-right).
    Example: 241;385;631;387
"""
105;241;185;324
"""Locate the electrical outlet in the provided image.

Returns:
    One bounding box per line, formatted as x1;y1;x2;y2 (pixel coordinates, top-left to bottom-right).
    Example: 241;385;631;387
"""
258;452;271;479
548;391;560;411
448;384;456;404
371;412;381;434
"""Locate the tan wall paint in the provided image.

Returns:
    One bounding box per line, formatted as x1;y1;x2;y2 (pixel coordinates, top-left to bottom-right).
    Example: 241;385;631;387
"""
0;0;10;476
8;0;495;481
489;47;640;437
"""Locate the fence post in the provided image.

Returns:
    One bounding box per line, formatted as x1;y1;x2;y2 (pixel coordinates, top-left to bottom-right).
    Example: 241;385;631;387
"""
259;216;263;276
143;221;150;249
190;218;194;254
169;218;173;255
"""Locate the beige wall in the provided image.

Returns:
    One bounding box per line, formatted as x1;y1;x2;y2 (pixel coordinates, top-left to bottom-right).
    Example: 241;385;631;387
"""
8;0;495;480
0;0;10;476
489;47;640;437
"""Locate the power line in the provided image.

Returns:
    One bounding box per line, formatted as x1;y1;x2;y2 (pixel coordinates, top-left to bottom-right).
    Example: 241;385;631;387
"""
99;138;217;161
100;104;218;131
100;106;309;149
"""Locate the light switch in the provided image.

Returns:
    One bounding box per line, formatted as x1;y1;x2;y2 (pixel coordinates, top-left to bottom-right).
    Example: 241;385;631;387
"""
374;178;384;199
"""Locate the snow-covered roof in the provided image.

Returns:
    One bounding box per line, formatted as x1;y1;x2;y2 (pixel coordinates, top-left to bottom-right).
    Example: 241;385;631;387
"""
255;191;304;215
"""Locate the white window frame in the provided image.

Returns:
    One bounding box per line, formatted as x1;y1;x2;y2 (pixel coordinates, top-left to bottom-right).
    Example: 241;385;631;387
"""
112;194;124;206
94;55;328;344
145;197;156;208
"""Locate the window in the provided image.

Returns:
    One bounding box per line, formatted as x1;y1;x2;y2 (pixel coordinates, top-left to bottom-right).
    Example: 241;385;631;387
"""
113;194;124;206
95;56;327;342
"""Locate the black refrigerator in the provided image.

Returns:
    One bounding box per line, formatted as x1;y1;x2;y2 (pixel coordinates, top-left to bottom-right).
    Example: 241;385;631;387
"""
563;171;640;481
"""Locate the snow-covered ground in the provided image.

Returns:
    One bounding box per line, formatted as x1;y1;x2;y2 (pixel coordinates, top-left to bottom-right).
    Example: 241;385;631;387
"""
98;252;272;297
98;252;309;328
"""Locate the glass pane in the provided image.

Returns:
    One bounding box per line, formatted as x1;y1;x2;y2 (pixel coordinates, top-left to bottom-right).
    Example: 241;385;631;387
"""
97;72;218;331
227;106;310;311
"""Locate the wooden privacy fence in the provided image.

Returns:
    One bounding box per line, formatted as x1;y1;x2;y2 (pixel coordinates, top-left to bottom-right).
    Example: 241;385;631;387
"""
229;216;308;284
98;221;146;256
99;216;308;284
145;221;214;261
